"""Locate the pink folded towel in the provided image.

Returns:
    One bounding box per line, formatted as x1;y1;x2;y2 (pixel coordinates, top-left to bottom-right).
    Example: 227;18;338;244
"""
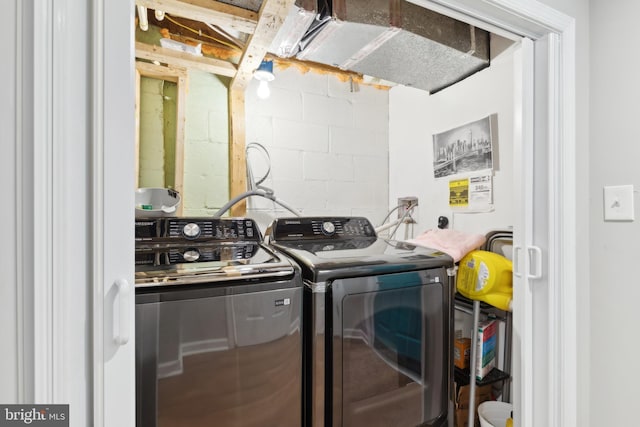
407;229;486;262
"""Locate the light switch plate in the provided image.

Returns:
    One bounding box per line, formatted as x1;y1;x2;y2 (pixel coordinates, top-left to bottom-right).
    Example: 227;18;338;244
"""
603;185;635;221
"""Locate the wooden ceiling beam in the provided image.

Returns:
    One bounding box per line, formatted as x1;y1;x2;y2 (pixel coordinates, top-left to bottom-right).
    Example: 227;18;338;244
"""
227;0;295;215
135;41;237;77
136;0;258;34
230;0;296;91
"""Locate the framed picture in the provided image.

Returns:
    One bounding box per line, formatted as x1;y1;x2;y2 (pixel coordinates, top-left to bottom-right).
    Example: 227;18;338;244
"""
432;115;494;179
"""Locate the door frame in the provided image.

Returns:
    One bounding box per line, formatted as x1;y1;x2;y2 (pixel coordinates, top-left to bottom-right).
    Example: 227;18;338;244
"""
22;0;576;425
413;1;577;426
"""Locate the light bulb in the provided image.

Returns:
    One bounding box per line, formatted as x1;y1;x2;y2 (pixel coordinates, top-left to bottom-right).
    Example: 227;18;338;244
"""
257;80;271;99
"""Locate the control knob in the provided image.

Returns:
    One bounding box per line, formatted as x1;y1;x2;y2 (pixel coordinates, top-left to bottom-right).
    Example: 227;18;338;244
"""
183;249;201;262
183;223;201;239
321;221;336;236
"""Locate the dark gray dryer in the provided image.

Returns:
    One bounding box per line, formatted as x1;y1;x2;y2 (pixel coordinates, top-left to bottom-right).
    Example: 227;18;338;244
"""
135;217;303;427
266;216;456;427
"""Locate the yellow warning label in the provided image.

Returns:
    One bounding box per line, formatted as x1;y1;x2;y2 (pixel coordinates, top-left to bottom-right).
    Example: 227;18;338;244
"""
449;179;469;206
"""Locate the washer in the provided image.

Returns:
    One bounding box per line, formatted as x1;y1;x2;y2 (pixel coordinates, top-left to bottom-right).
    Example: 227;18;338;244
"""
266;216;456;427
135;217;303;427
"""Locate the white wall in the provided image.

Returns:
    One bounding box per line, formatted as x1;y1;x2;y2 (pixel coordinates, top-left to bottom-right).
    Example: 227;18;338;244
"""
1;0;18;404
245;67;390;230
388;42;517;237
589;2;640;426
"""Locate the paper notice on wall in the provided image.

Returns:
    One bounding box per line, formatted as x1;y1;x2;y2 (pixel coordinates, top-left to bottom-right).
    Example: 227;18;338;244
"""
449;179;469;207
449;173;493;212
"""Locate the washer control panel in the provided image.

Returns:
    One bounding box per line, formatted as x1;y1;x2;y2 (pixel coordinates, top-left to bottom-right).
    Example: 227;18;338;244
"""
135;243;259;267
135;217;260;243
269;217;376;241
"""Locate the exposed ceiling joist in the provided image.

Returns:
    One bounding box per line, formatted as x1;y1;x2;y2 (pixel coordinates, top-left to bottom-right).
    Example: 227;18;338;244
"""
231;0;296;91
136;0;258;34
135;41;237;77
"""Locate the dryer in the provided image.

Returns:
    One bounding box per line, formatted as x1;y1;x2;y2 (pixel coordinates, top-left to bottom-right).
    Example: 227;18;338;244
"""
266;216;456;427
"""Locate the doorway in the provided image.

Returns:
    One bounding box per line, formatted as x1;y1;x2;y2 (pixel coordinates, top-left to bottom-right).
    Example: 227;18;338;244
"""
88;1;578;427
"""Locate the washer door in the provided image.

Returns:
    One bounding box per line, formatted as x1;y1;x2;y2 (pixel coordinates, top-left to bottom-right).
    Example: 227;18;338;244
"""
331;269;451;427
136;283;302;427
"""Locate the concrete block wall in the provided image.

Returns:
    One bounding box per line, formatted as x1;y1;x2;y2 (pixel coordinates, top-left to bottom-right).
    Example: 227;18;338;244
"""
182;70;231;216
138;77;166;187
245;66;390;230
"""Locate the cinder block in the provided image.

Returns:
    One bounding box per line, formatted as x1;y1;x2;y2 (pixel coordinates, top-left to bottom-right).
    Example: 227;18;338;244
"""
330;127;387;156
353;99;389;133
208;142;229;177
271;179;328;212
303;152;332;180
353;156;389;184
303;93;352;127
273;119;329;152
187;70;228;111
246;81;304;122
139;77;163;95
268;148;303;181
208;110;229;143
327;76;388;102
205;185;230;208
245;116;274;146
327;75;357;100
327;182;365;209
185;109;209;141
302;153;353;182
138;169;165;188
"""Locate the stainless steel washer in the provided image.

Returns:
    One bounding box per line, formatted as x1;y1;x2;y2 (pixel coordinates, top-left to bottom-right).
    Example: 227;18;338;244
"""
135;217;303;427
266;216;455;427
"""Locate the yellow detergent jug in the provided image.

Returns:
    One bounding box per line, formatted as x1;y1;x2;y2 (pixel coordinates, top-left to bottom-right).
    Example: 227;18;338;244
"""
457;250;513;311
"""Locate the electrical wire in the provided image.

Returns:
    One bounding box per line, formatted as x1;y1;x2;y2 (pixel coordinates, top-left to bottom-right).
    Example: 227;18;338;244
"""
164;14;240;51
378;204;403;227
387;204;416;240
246;142;272;189
375;203;417;239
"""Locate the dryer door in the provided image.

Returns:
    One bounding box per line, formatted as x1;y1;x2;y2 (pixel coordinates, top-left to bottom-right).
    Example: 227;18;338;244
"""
330;268;452;427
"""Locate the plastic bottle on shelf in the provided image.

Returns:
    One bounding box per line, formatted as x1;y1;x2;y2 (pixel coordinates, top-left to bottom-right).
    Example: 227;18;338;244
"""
505;411;514;427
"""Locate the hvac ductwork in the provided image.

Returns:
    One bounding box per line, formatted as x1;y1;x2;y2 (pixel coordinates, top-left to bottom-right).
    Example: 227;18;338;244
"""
269;0;490;93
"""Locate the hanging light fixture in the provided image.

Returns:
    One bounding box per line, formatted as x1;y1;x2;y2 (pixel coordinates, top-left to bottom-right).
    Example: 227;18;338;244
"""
254;60;275;99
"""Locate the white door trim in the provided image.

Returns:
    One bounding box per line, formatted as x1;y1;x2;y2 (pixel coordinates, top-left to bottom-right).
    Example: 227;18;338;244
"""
29;0;56;404
92;0;106;423
413;1;577;426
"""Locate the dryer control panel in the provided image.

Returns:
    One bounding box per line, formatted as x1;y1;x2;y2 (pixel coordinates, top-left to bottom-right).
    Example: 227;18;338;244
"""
269;217;376;241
